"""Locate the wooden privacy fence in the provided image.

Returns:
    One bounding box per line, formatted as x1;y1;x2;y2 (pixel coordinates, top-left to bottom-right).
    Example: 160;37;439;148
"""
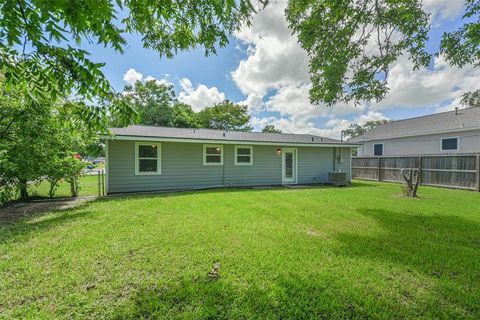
352;154;480;191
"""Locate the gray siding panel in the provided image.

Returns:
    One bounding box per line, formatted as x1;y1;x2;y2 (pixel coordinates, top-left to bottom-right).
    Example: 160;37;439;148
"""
107;140;352;193
357;129;480;156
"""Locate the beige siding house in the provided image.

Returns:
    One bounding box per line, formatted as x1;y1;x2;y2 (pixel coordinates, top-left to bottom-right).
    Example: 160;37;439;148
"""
102;125;357;194
351;108;480;156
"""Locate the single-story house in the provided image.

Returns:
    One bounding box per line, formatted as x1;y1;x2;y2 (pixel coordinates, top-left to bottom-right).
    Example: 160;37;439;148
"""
351;108;480;156
101;125;358;194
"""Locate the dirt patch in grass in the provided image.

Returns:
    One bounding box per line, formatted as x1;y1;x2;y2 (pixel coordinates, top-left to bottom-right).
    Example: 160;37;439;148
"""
0;196;97;225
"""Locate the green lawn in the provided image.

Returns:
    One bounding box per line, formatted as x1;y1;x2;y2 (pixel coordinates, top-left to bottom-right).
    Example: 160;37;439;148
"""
29;175;100;198
1;181;479;319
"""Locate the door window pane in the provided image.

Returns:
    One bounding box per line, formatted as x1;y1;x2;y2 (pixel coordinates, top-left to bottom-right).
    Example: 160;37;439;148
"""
285;153;293;178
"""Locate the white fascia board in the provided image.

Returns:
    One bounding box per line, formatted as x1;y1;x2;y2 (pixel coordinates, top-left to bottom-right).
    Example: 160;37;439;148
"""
99;134;360;148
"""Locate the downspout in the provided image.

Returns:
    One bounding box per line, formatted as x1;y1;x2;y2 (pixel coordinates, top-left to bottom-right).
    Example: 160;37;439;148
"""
105;139;109;194
333;147;337;172
222;144;226;187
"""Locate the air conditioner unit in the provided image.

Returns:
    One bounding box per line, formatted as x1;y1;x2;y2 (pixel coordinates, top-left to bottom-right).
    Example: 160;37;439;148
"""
329;171;347;187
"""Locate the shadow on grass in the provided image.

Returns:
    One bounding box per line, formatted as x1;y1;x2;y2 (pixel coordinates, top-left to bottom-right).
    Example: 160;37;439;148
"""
0;204;94;244
334;208;480;315
113;276;379;320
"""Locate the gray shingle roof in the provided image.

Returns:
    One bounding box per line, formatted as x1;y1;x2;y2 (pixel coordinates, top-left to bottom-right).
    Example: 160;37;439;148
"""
350;108;480;142
108;125;355;145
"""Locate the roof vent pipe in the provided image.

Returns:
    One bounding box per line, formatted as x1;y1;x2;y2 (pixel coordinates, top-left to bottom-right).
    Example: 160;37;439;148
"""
455;107;459;115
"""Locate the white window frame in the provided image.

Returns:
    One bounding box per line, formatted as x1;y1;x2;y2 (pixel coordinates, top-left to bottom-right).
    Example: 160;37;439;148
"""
135;142;161;175
203;144;223;165
440;137;459;152
234;145;253;165
373;143;384;156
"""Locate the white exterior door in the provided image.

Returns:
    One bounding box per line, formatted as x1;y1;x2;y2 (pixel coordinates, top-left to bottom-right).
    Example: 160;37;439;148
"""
282;148;297;184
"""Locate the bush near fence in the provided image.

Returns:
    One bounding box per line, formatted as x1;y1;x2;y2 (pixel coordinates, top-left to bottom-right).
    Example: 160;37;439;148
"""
352;154;480;191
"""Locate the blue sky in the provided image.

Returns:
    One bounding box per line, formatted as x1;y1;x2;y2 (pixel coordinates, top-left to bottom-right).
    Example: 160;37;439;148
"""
84;0;478;138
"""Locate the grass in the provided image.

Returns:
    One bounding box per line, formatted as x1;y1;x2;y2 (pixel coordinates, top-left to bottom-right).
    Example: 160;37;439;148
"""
1;181;479;319
29;175;100;198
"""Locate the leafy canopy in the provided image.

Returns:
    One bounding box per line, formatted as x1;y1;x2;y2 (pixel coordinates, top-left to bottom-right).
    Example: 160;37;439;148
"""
261;124;282;133
286;0;480;106
0;82;97;202
343;120;389;140
198;100;253;131
0;0;264;131
121;80;177;126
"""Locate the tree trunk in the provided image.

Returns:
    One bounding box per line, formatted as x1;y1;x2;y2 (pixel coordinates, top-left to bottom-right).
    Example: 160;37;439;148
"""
401;168;420;197
70;177;79;197
19;179;28;200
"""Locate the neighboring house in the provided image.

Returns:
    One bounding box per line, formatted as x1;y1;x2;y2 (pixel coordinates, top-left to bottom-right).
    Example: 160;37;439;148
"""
101;125;358;194
351;108;480;156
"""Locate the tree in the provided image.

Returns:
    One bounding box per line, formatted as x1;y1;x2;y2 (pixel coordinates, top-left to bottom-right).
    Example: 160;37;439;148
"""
343;120;389;140
0;84;96;203
286;0;480;106
461;91;480;108
198;100;253;131
121;80;177;126
261;124;282;133
0;0;263;133
171;103;200;128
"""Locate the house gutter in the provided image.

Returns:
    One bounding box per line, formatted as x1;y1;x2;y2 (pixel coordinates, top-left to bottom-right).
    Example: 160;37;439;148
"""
99;134;360;148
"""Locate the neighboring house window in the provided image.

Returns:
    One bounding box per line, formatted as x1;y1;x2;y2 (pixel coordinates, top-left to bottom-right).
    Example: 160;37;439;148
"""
135;142;161;175
235;146;253;165
441;138;458;151
203;144;223;165
373;144;383;156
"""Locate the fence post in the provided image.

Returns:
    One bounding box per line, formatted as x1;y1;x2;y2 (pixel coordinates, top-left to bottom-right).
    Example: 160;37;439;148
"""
418;156;423;185
100;170;105;196
377;157;381;182
97;172;101;197
476;154;480;192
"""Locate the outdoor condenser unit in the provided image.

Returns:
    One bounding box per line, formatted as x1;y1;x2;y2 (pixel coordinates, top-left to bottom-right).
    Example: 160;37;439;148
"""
329;171;347;187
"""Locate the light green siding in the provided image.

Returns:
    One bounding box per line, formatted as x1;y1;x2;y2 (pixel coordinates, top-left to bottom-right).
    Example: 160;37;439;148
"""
107;140;351;193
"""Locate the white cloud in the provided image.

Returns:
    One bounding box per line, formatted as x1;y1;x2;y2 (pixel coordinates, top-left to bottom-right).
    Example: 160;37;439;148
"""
229;0;480;139
144;75;173;86
123;68;143;86
423;0;464;21
231;0;309;97
371;55;480;112
178;78;226;112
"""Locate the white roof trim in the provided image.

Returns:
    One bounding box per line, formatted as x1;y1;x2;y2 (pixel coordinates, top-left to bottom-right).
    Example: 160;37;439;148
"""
353;126;480;142
99;134;360;148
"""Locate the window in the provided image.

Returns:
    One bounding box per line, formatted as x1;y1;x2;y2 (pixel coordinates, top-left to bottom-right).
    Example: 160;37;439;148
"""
373;144;383;156
235;146;253;165
135;142;161;175
441;138;458;151
203;144;223;165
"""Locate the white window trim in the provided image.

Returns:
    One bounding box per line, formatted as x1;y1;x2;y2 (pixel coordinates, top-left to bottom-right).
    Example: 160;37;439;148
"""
203;144;223;165
234;145;253;165
373;143;384;156
440;137;460;152
135;142;161;175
